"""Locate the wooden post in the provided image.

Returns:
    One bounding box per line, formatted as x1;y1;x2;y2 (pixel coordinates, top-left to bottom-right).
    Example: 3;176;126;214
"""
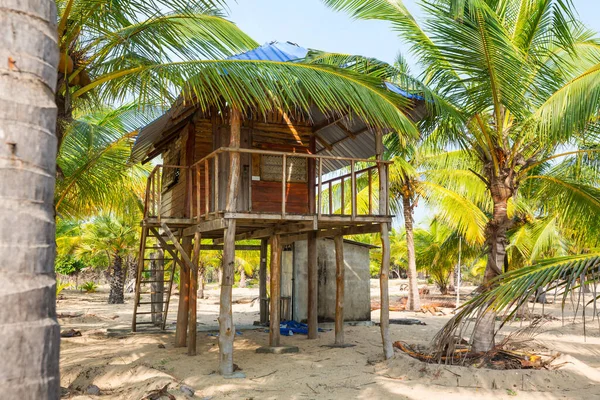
350;160;356;220
259;239;268;324
219;107;241;376
281;154;286;218
151;250;164;327
175;236;192;347
317;158;323;217
307;231;318;339
334;235;345;346
269;234;281;347
376;130;393;359
188;232;201;356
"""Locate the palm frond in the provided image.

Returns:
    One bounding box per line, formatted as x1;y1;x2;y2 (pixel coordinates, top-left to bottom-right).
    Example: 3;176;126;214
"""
433;253;600;356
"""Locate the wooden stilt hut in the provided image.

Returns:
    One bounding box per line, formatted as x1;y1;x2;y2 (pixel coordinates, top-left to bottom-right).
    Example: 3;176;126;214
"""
130;41;425;375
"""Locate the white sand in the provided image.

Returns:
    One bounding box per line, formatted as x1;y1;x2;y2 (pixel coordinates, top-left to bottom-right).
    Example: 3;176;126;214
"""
58;280;600;399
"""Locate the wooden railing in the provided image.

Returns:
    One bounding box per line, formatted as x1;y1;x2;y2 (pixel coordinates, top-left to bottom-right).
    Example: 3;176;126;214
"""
143;147;391;222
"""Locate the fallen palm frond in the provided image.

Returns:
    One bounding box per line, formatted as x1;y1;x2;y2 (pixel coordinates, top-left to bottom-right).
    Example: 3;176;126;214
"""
432;254;600;361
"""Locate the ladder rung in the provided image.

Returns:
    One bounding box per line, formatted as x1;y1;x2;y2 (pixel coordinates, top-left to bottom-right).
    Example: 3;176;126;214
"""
135;321;161;325
136;311;164;315
140;291;167;294
142;258;173;261
140;269;172;273
140;280;167;283
145;246;174;249
138;301;165;305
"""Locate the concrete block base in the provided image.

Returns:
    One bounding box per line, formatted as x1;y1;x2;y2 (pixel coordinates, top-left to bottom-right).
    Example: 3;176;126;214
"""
255;345;299;354
223;371;246;379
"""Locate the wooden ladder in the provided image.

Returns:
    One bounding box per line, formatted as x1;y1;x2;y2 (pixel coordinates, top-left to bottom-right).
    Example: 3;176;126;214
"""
131;225;180;332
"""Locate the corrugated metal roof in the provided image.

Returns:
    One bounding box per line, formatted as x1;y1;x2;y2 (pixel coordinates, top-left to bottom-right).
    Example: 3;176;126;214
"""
131;41;425;166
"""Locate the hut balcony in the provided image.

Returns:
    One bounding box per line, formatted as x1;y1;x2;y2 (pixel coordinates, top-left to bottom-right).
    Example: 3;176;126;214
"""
142;146;392;234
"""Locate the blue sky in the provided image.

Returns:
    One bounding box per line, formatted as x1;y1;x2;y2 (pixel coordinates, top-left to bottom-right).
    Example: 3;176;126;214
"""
227;0;599;225
228;0;600;68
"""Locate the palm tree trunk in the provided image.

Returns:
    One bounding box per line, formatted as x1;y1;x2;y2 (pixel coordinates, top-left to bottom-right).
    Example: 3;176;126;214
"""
0;1;60;397
239;268;246;288
402;195;421;311
108;254;125;304
198;267;205;299
472;182;511;353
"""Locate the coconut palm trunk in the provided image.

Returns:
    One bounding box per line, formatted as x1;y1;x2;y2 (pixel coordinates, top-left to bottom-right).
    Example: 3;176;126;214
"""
108;254;125;304
402;195;421;311
0;0;60;398
472;180;512;352
198;267;205;299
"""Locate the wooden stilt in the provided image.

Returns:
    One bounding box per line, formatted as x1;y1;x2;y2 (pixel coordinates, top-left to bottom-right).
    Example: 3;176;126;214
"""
175;236;192;347
307;231;318;339
334;235;345;346
376;130;393;359
219;221;236;374
269;234;281;347
259;239;268;325
188;232;201;356
219;107;242;376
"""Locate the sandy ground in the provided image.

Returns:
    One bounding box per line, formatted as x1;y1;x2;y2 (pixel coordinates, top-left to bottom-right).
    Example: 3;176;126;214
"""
58;280;600;399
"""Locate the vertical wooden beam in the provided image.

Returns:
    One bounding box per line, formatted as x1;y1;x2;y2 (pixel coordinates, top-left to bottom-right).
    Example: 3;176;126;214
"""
350;160;356;220
220;221;236;374
317;158;322;217
281;154;286;218
259;239;268;325
219;107;241;376
368;168;373;215
184;123;196;218
307;231;318;339
340;177;345;215
214;156;219;212
204;159;210;215
376;130;393;359
328;182;332;214
175;236;192;347
334;235;345;346
188;232;201;356
308;135;316;214
379;222;393;358
269;234;282;347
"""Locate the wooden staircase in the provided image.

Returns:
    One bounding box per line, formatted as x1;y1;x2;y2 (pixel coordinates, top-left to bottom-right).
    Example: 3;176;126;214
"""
132;225;182;331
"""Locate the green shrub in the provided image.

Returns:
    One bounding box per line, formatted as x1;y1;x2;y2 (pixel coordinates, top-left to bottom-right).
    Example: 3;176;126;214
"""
55;255;85;276
80;281;98;293
56;280;71;296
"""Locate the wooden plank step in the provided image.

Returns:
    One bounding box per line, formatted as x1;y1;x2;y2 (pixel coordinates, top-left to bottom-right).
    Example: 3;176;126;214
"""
137;301;165;305
136;311;164;315
135;321;160;325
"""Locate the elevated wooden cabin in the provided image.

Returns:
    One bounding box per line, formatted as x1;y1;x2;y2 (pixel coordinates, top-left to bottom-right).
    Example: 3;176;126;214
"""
130;41;425;375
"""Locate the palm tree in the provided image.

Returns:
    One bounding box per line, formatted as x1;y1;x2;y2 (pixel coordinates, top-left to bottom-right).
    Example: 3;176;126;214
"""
323;0;600;352
0;0;60;397
77;215;138;303
55;0;423;169
55;104;157;219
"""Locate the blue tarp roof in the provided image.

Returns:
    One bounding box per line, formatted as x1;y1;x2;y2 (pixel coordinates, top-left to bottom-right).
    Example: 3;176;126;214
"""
228;41;423;101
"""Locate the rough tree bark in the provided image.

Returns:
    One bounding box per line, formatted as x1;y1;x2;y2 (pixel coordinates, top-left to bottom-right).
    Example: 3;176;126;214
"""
402;195;421;311
0;0;60;397
239;267;246;288
108;254;125;304
472;178;512;353
219;107;241;376
197;266;205;299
